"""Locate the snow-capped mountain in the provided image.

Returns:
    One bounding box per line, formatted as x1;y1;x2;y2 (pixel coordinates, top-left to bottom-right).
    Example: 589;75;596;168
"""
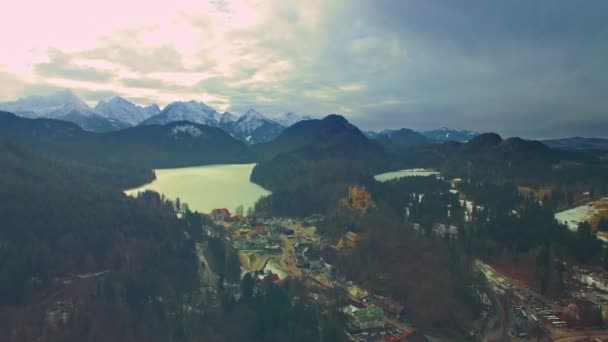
230;109;285;144
140;100;221;127
272;112;312;127
57;110;131;132
423;127;478;142
218;111;239;131
0;90;131;132
220;112;238;124
94;96;160;126
0;89;90;119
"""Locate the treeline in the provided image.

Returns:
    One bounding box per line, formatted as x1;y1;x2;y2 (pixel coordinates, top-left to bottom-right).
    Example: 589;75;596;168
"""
252;155;378;217
214;277;346;342
0;136;208;341
1;134;352;341
454;179;606;296
321;204;478;336
0;112;254;189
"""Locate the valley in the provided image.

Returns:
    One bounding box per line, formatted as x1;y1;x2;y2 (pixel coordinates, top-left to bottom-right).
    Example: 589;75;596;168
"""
2;3;607;341
1;104;608;342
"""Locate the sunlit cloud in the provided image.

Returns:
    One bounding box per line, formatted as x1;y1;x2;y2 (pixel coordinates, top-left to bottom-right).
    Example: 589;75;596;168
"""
1;0;607;137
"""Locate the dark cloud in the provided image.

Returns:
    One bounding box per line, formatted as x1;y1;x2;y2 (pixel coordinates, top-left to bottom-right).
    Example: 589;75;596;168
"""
15;1;608;138
337;0;608;138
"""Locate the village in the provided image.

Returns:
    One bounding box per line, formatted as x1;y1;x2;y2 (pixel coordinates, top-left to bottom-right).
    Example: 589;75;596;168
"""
194;169;608;342
198;202;417;342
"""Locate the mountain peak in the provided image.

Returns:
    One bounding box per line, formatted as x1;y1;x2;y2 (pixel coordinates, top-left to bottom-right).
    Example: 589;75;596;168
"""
242;109;265;119
322;114;348;125
146;103;161;112
230;109;284;143
107;96;132;105
467;132;503;147
498;137;548;153
220;112;238;123
0;89;91;119
140;100;219;127
94;97;159;126
32;89;86;107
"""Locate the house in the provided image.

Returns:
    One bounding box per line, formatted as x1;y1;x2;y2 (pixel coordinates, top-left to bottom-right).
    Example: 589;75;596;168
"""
211;208;231;221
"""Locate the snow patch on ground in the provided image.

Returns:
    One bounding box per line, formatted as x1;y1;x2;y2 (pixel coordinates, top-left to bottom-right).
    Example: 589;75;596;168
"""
170;124;203;138
555;198;608;231
374;168;440;182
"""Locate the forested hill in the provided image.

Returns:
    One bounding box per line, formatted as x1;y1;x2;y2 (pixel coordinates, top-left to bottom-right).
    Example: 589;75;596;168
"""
0;135;345;341
252;114;383;160
0;136;206;341
0;111;254;176
250;115;386;217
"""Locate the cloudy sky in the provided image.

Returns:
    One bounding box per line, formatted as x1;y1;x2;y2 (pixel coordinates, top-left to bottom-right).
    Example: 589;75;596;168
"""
1;0;607;138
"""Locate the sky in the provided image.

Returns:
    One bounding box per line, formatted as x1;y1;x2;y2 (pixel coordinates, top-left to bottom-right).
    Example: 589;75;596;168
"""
0;0;607;139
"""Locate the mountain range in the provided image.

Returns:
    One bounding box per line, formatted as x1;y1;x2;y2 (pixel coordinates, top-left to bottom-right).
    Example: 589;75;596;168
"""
3;90;606;151
0;90;482;145
94;96;160;126
0;90;130;132
366;127;479;144
0;90;312;144
0;111;253;170
422;127;479;142
542;137;608;152
2;108;601;194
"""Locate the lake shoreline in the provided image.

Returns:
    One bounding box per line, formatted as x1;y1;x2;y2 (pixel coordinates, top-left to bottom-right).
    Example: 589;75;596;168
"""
125;163;271;214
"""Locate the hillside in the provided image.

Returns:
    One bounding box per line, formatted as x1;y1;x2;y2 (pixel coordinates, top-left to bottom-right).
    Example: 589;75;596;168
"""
423;127;478;142
250;115;385;217
0;90;130;132
253;114;381;159
0;137;206;341
103;122;255;168
94;96;160;125
0;112;254;178
390;132;604;185
374;128;432;148
543;137;608;151
229;109;285;143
